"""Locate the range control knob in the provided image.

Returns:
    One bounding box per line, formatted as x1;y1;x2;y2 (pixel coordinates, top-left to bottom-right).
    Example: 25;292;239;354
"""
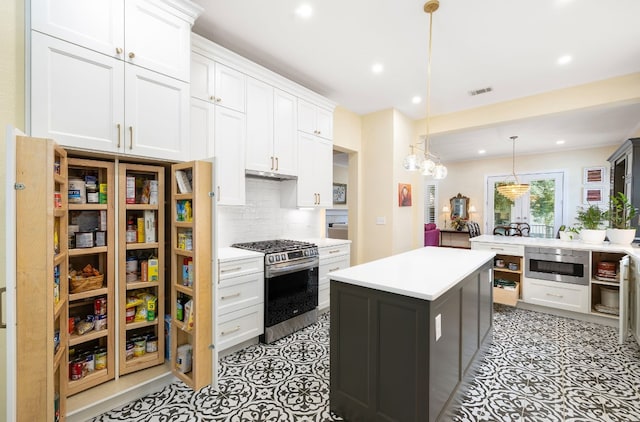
281;253;286;261
268;256;274;263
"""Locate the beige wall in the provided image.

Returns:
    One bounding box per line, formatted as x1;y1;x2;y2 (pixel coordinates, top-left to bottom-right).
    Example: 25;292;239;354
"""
437;145;618;233
1;0;25;418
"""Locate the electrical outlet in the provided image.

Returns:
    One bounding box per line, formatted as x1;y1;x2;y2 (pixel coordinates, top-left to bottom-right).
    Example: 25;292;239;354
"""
435;314;442;341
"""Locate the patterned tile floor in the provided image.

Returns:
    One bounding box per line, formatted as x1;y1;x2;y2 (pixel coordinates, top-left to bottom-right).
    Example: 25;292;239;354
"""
92;306;640;422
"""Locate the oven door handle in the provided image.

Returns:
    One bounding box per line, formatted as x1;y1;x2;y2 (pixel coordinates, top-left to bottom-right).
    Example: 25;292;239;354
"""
266;259;319;278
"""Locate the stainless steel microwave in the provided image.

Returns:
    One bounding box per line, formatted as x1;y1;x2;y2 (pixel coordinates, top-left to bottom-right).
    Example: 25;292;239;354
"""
525;247;589;285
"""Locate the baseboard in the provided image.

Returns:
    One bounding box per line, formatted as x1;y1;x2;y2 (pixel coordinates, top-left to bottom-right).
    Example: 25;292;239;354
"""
516;301;618;328
66;363;176;421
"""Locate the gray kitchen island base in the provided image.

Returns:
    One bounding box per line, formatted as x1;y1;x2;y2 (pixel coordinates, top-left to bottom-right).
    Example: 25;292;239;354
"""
329;261;492;422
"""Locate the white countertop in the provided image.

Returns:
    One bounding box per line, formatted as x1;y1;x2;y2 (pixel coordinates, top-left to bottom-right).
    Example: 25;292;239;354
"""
328;247;495;301
217;246;264;262
470;234;640;256
301;238;352;248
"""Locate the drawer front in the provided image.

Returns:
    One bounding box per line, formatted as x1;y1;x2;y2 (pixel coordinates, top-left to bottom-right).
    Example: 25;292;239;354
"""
522;278;589;313
319;256;350;286
218;257;263;280
217;304;264;351
218;273;264;316
472;242;524;257
318;284;330;311
319;243;350;259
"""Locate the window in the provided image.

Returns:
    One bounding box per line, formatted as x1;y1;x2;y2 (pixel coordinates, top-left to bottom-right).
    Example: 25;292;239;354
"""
424;182;437;224
487;172;564;238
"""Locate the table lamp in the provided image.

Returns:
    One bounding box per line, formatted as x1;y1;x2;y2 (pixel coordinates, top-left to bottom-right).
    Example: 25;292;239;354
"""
442;205;450;228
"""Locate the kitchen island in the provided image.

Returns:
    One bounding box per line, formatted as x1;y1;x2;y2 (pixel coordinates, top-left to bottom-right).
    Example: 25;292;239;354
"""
328;247;495;422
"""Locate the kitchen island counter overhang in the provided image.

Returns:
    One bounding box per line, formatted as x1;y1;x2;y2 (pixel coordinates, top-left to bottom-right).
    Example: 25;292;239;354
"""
328;246;495;422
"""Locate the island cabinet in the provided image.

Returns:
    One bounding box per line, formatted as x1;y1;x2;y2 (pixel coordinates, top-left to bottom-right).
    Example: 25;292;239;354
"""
329;249;493;422
471;242;523;306
117;163;165;376
15;136;69;421
169;161;214;390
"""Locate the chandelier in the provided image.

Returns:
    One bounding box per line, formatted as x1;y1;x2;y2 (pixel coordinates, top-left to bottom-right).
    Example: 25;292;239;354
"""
402;0;447;180
497;136;530;200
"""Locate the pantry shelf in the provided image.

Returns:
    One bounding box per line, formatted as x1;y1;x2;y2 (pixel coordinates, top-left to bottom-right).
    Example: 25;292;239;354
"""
174;249;194;258
126;242;160;251
69;246;109;256
69;287;108;302
67;368;110;397
126;280;161;290
175;284;194;296
126;204;159;211
54;298;66;319
69;329;109;347
69;204;108;211
124;318;159;331
54;344;66;371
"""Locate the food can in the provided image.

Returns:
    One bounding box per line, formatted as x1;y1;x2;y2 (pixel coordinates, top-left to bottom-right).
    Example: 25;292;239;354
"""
126;176;136;204
126;306;136;323
94;231;106;247
86;184;99;203
84;352;95;373
94;348;107;370
133;337;146;357
126;256;138;282
94;314;107;331
68;178;86;204
75;232;94;248
54;191;62;208
69;359;84;380
125;341;134;360
94;297;107;315
146;336;158;353
99;183;108;204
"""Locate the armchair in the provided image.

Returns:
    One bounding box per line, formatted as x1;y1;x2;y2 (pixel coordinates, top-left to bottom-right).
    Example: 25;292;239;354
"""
424;223;440;246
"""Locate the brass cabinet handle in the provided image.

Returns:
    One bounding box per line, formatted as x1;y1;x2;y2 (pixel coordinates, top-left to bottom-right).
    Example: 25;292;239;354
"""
0;287;6;329
217;186;221;202
221;292;241;300
116;47;123;55
270;156;274;170
129;126;133;150
545;293;563;298
221;326;241;336
215;97;221;103
329;267;340;272
275;157;279;171
328;249;341;254
209;95;215;101
317;193;321;204
128;52;135;59
117;123;121;148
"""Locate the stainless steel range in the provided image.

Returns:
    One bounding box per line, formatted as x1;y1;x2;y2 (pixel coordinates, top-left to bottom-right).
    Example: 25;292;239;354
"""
232;239;319;343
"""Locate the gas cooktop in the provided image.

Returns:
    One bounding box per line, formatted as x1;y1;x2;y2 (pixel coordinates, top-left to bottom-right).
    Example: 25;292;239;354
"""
231;239;316;254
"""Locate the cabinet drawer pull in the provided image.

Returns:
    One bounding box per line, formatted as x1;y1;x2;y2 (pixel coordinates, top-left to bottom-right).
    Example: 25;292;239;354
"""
117;123;121;148
0;287;6;329
209;95;215;101
329;267;340;272
328;249;341;254
221;325;241;336
128;51;135;59
129;126;133;150
221;292;241;300
115;47;123;55
216;97;221;103
545;293;563;298
275;157;279;171
270;156;274;170
490;247;504;251
221;267;241;273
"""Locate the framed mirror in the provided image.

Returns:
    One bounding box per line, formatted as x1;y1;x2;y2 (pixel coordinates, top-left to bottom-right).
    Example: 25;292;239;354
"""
450;193;469;220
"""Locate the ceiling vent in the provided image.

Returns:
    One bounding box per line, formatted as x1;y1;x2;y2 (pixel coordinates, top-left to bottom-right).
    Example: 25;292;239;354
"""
468;86;493;96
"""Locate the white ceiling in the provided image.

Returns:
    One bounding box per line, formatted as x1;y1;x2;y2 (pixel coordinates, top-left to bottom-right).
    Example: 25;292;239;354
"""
192;0;640;162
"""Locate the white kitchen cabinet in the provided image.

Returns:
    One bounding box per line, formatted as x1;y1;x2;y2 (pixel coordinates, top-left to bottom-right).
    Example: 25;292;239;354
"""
215;107;246;205
318;243;350;312
282;132;332;207
191;52;246;113
298;98;333;140
31;0;198;82
522;277;589;313
246;78;297;177
31;32;189;161
189;97;215;160
217;254;264;352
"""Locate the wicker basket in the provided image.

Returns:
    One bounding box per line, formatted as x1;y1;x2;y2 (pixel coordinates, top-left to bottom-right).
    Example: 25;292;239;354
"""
70;274;104;294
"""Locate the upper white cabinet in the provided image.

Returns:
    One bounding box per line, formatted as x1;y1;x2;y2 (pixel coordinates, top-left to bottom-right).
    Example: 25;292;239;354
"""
29;0;201;160
282;132;332;207
214;106;246;206
298;99;333;141
191;52;246;112
31;32;190;161
31;0;198;82
246;78;297;177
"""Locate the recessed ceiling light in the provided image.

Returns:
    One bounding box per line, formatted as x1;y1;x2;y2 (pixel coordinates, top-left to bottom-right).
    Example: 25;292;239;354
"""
557;55;572;65
478;149;486;154
556;139;566;145
412;96;422;104
371;63;384;74
295;4;313;18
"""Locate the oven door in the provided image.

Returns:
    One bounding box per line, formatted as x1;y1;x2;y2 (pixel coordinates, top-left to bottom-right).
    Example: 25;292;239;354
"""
264;258;319;327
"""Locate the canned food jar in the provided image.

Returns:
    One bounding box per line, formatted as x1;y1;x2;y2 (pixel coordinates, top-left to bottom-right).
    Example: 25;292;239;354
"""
94;297;107;315
133;337;146;357
146;336;158;353
84;352;95;373
86;184;99;203
94;348;107;370
125;341;134;360
94;314;107;331
68;178;86;204
69;359;84;380
125;306;136;323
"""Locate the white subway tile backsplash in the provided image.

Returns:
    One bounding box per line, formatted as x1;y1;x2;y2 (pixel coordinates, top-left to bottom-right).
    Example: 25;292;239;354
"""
217;178;322;246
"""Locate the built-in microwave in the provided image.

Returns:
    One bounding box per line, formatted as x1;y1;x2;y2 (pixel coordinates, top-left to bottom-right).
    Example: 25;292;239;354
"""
525;247;589;285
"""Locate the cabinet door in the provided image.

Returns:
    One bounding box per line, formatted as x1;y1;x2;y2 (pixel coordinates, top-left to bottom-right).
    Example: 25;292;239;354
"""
31;32;124;153
297;99;316;135
124;66;189;161
214;63;246;112
215;107;246;205
124;0;191;81
273;89;298;176
190;98;215;160
191;52;215;101
31;0;125;58
246;78;274;173
297;133;333;207
316;106;334;140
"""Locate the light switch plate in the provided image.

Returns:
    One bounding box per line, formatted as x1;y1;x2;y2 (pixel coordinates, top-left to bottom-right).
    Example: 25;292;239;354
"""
435;314;442;341
376;217;386;225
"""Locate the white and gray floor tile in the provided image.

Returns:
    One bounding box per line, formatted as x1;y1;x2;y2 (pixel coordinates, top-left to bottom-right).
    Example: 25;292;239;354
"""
92;306;640;421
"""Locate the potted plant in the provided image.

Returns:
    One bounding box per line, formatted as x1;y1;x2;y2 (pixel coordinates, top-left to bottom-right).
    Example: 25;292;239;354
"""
558;225;580;241
605;192;637;244
575;204;607;244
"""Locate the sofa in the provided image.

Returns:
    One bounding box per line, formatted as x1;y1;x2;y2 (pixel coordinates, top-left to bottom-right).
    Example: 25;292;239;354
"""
424;223;440;246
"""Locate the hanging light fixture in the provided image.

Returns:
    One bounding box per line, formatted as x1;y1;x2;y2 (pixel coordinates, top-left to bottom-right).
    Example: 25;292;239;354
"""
497;136;530;200
402;0;447;179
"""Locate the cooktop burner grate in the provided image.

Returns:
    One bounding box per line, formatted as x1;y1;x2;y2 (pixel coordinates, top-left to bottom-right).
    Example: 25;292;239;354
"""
231;239;316;254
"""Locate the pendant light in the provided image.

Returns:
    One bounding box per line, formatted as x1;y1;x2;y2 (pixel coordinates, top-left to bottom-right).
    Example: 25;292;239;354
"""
497;136;530;200
403;0;447;179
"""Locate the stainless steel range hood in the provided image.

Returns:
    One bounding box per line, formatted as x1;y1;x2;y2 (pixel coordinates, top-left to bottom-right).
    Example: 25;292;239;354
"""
245;169;297;181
